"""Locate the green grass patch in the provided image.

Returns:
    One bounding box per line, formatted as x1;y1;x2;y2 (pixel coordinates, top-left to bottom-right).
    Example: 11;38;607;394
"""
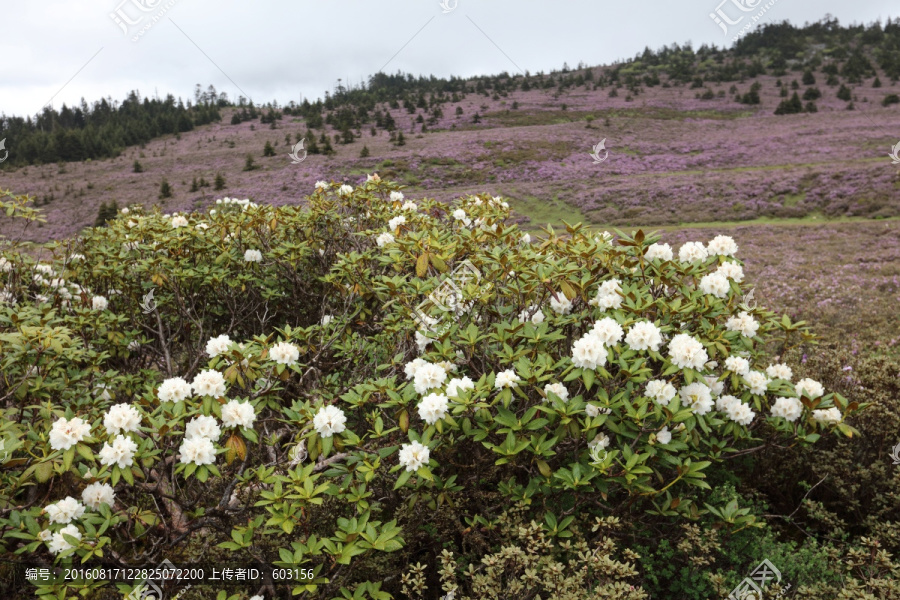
511;194;589;229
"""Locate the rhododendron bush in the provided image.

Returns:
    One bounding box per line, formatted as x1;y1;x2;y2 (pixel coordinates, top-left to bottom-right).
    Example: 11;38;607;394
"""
0;183;860;599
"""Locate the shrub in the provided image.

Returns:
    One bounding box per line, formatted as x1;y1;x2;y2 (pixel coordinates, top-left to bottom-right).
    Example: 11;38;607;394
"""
0;185;860;598
158;178;172;199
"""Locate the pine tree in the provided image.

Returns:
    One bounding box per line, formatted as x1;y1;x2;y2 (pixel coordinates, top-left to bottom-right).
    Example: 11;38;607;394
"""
214;173;226;190
189;177;199;192
360;145;370;158
837;84;852;101
396;131;406;146
159;178;173;199
263;141;275;157
133;160;144;173
243;154;258;171
774;92;803;115
802;69;816;85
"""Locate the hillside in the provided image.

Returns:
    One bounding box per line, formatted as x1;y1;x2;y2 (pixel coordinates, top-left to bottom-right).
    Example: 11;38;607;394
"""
1;17;900;242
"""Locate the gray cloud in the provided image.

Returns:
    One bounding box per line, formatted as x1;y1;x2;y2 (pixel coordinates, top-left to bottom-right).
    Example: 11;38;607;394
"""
0;0;895;117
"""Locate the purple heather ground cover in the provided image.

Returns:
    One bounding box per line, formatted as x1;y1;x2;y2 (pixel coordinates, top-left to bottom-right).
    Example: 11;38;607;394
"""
1;72;898;359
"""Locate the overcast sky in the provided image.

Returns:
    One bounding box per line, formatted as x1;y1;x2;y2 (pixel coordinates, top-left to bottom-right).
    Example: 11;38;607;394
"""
0;0;896;118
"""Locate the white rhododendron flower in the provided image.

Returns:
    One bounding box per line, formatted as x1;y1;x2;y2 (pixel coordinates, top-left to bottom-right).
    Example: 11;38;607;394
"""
518;306;545;325
707;235;738;257
401;201;418;211
645;243;673;261
452;209;468;222
678;242;709;263
414;362;448;394
704;375;724;396
724;356;751;376
625;321;663;352
572;333;608;370
178;436;217;466
338;184;354;196
726;311;760;338
91;296;109;311
699;273;730;298
49;524;81;554
795;378;825;399
521;233;531;244
646;380;677;405
766;363;793;381
206;334;232;357
388;215;406;230
543;382;569;402
549;292;572;314
591;318;624;346
418;393;449;425
716;394;740;413
771;396;803;422
390;191;404;202
657;427;672;444
269;342;300;365
716;261;745;282
321;315;333;326
185;415;222;441
589;279;623;310
376;232;395;247
315;180;328;190
313;405;347;438
81;483;115;510
171;215;189;228
398;441;430;472
243;249;263;263
668;334;708;370
727;400;755;426
404;358;428;380
98;435;138;469
446;376;474;398
191;370;227;398
681;382;713;415
584;404;601;418
813;407;842;424
45;497;86;524
49;417;91;451
221;399;256;429
415;331;432;353
158;377;192;402
494;369;520;389
103;404;142;435
744;371;771;395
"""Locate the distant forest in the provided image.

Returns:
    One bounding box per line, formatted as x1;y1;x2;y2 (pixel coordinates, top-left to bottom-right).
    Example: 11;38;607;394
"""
1;16;898;168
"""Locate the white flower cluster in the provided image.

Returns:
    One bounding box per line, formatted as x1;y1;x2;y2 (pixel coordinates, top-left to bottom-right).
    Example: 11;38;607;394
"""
49;417;92;451
178;415;220;465
588;279;623;310
269;341;300;365
313;405;347;438
216;197;258;211
206;334;232;357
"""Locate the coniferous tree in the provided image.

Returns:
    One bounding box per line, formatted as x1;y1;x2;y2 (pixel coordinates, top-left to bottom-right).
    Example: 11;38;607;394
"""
133;160;144;173
159;179;173;199
214;173;226;190
263;141;275;157
360;145;370;158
